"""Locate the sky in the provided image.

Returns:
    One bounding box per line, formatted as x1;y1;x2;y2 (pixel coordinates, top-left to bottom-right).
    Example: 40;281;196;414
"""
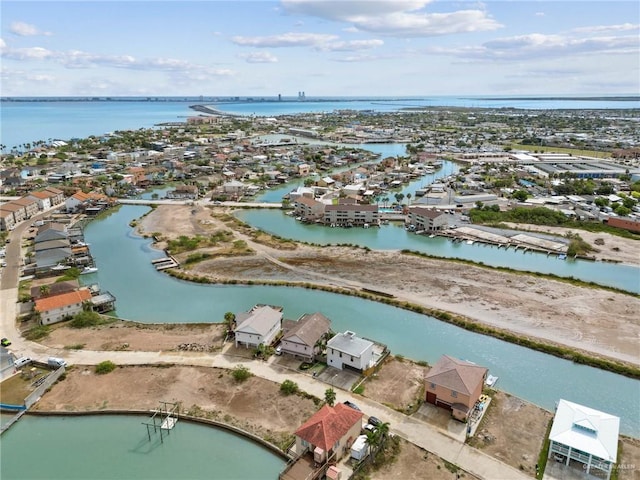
1;1;639;97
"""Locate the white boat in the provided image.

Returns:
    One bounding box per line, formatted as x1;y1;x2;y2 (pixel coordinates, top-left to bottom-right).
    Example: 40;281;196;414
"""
485;374;499;387
80;266;98;275
51;264;71;271
428;234;435;238
466;240;474;245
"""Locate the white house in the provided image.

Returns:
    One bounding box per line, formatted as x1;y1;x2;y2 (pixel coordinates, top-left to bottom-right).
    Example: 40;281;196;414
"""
327;331;374;371
408;207;449;232
548;399;620;480
35;289;93;325
234;305;282;348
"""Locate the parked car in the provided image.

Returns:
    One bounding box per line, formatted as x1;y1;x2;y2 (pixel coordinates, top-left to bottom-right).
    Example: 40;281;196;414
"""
343;400;361;411
1;338;11;347
363;423;376;433
275;346;282;355
368;416;382;427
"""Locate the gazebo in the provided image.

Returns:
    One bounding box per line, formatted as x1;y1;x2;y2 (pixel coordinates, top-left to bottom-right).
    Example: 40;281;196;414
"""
548;399;619;480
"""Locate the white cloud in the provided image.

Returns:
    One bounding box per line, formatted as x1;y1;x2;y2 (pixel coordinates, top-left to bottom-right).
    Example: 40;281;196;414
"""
535;12;545;17
571;23;639;34
239;51;279;63
0;42;234;78
10;21;52;37
231;32;338;48
321;39;384;52
426;31;639;61
282;0;502;37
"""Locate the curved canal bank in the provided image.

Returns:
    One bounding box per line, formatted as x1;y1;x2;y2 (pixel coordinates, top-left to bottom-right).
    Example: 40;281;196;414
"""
0;413;285;480
79;204;640;436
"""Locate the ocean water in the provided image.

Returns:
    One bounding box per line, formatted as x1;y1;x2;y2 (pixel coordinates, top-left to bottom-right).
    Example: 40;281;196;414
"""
2;95;638;152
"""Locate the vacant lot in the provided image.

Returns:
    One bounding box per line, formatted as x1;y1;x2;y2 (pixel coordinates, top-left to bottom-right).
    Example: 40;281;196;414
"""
361;356;428;413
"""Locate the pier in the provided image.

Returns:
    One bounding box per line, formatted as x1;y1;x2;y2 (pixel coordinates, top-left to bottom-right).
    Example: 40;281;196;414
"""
151;256;179;270
142;401;179;443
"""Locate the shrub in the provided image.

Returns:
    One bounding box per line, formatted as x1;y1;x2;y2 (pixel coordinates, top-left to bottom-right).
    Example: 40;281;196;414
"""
95;360;116;374
232;365;252;382
280;379;299;395
24;325;50;341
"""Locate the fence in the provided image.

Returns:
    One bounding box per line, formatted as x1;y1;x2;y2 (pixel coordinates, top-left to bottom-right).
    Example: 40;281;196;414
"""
24;365;66;408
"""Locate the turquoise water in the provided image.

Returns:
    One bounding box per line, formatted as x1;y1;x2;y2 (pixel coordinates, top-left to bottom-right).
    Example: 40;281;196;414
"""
0;415;284;480
236;209;640;293
80;205;640;436
4;96;638;154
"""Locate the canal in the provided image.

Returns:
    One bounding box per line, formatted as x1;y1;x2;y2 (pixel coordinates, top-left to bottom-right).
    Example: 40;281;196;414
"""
0;415;284;479
80;205;640;436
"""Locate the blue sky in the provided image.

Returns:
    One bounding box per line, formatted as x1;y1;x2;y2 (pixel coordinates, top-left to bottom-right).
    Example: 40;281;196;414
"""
1;1;638;96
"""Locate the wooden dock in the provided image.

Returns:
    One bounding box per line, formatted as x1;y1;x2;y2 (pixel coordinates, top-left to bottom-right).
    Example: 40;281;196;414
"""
151;256;179;270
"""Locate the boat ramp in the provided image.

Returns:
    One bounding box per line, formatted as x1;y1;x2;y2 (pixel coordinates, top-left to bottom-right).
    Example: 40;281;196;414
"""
151;256;179;270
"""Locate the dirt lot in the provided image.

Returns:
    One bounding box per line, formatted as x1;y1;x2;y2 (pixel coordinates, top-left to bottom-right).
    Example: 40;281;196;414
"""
369;438;480;480
32;364;319;448
361;356;428;413
137;205;640;366
469;391;552;475
38;321;226;352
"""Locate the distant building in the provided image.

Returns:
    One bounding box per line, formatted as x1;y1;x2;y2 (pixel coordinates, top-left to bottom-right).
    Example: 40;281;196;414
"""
547;399;619;480
324;203;379;227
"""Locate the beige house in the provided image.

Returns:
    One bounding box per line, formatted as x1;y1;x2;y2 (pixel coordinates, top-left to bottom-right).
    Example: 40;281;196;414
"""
408;207;449;232
280;313;331;361
1;203;27;225
44;187;65;205
294;197;325;222
28;191;53;210
424;355;488;421
0;207;16;231
324;203;379;227
12;197;40;219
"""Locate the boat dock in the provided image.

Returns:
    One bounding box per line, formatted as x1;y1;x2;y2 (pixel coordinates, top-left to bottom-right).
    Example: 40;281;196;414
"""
423;226;569;255
151;256;179;270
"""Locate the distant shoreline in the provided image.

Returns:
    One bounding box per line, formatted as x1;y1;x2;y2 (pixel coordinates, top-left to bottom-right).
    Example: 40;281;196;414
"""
2;95;639;103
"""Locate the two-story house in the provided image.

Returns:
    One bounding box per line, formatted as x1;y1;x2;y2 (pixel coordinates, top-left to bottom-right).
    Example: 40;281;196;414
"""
234;305;283;349
326;331;374;372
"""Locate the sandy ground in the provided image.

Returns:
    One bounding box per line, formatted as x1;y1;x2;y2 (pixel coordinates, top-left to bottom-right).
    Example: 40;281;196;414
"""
360;356;428;413
136;205;640;366
503;223;640;266
39;322;226;352
32;365;319;449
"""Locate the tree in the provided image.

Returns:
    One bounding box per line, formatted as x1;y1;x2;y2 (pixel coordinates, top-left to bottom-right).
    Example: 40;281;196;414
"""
223;312;235;333
324;388;336;406
232;365;252;382
512;190;529;202
406;193;412;205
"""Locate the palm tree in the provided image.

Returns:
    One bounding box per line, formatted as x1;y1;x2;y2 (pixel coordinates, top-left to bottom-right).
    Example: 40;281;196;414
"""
406;193;412;205
324;388;336;406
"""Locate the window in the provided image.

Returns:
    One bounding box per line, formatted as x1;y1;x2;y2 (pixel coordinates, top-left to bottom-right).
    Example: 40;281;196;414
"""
430;383;436;390
451;390;457;398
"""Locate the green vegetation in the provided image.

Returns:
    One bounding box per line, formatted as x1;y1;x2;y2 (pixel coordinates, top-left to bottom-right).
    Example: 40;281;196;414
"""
24;325;50;341
95;360;117;374
231;365;252;382
324;388;336;406
536;419;553;479
184;252;213;265
55;267;81;282
69;311;116;328
565;232;595;257
469;205;640;241
352;385;365;395
280;379;299;395
64;343;86;350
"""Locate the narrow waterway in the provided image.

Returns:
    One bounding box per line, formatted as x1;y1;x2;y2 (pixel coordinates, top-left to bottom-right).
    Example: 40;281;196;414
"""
236;209;640;293
0;415;284;480
81;205;640;436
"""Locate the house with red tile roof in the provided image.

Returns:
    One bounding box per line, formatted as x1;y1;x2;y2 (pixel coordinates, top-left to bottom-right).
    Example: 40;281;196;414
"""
294;403;363;464
35;288;93;325
65;191;91;212
425;355;488;421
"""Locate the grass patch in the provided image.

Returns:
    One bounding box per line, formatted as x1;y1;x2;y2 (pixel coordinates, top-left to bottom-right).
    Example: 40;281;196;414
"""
24;325;50;340
536;419;553;479
63;343;86;350
95;360;117;374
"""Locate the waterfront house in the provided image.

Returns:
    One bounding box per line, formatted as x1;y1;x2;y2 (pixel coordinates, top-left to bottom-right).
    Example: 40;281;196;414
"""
294;197;326;223
408;207;449;232
65;191;91;213
166;184;199;200
1;202;27;226
234;305;283;349
35;288;93;325
424;355;488;421
547;399;619;480
293;403;363;467
324;202;379;227
280;313;331;361
326;331;374;372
